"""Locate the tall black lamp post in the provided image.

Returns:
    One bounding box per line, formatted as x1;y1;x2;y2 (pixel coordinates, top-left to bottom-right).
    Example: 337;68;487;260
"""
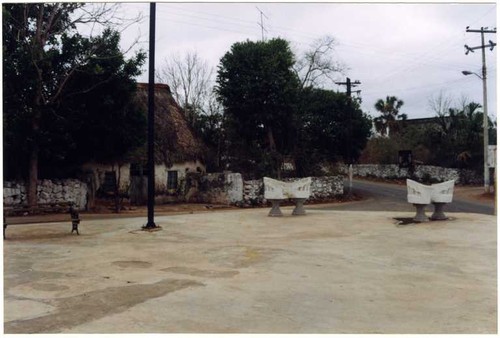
145;2;157;228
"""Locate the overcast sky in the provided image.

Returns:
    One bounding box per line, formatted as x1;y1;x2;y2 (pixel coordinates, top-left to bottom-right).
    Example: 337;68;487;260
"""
118;2;497;120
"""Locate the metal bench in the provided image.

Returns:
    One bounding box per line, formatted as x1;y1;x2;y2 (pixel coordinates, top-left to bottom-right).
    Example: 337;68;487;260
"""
3;203;80;239
69;206;80;235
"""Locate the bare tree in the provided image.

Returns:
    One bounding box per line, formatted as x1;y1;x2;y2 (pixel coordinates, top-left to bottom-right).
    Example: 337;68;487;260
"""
158;51;214;124
428;91;454;117
294;35;345;89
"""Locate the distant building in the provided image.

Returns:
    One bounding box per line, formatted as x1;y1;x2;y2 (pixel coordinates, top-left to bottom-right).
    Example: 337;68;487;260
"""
385;116;451;137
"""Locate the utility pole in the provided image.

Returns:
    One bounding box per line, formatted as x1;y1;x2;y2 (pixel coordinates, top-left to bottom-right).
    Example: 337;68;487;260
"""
465;26;496;193
335;77;361;197
145;2;157;229
256;7;268;41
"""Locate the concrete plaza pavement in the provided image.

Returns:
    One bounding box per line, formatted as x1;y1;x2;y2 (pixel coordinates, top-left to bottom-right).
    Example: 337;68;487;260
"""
3;206;497;333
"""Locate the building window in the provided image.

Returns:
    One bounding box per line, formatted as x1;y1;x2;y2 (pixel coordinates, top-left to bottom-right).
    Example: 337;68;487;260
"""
102;171;117;193
167;170;178;190
130;163;148;176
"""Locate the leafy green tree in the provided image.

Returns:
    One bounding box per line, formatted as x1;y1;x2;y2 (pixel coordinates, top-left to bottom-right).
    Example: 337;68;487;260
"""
428;102;491;169
191;99;226;172
3;3;145;206
45;29;147;175
295;88;372;175
373;96;406;136
216;38;300;178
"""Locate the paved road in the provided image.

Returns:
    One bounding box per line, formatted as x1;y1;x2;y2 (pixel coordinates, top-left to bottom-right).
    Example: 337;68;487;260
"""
317;179;495;215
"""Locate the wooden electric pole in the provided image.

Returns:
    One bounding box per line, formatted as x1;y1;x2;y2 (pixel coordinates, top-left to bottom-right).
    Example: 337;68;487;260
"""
335;77;361;196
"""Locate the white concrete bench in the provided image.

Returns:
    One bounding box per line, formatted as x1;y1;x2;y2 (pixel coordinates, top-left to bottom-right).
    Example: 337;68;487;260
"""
430;180;455;220
406;179;455;222
263;177;312;216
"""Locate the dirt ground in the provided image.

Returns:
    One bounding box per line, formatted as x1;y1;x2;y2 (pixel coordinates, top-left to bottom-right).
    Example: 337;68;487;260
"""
3;180;497;333
3;207;496;333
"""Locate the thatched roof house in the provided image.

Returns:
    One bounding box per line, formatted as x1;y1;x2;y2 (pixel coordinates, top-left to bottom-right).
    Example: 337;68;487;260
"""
133;82;207;166
82;82;208;204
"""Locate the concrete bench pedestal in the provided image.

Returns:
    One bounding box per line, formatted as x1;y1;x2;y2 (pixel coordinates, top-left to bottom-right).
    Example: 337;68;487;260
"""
431;203;448;220
413;204;429;222
268;199;283;217
291;198;307;216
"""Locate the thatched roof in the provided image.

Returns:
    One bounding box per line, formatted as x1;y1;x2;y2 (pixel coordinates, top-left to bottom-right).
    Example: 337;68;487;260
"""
132;83;207;166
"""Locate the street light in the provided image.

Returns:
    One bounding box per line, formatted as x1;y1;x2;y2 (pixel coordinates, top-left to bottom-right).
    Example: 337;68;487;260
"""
462;69;490;193
461;70;481;78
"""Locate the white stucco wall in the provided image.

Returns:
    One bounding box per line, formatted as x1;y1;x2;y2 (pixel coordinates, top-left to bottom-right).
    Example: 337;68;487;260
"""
156;160;206;193
83;160;206;195
81;162;131;193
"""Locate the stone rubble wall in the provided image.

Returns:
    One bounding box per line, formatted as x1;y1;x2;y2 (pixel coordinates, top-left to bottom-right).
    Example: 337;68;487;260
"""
3;179;88;210
185;173;344;206
185;172;244;205
242;179;265;206
240;176;344;207
338;164;482;185
3;173;344;210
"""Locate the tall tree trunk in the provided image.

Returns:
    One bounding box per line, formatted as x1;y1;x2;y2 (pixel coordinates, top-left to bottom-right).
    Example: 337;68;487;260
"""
267;127;282;179
28;144;39;207
114;164;122;213
27;108;41;208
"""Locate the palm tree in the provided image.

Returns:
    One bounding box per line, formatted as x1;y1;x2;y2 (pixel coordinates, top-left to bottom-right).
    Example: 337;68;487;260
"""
373;96;406;136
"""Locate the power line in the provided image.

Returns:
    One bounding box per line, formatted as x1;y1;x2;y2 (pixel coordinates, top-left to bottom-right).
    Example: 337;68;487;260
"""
155;3;485;76
158;4;257;26
153;14;259;37
362;76;476;97
155;7;256;31
467;5;496;27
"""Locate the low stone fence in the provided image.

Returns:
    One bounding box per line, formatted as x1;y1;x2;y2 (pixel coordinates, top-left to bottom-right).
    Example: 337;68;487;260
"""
185;172;243;205
242;176;344;207
184;173;344;206
3;179;88;210
242;179;265;206
338;164;482;185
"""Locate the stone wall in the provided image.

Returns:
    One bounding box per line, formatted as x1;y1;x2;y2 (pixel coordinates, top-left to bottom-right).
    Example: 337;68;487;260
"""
3;179;88;210
185;172;243;205
184;173;344;206
3;174;343;210
242;179;265;206
338;164;482;185
240;176;344;207
310;176;345;200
